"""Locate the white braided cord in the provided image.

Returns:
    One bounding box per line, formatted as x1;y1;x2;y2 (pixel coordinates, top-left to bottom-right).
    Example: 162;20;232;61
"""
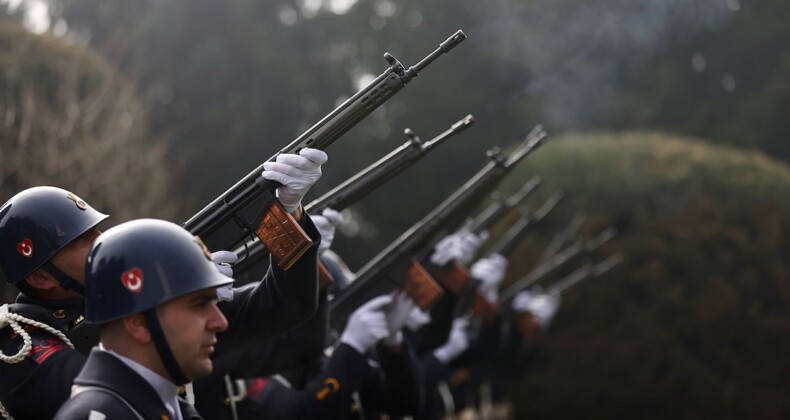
0;402;13;420
0;304;76;420
0;311;74;363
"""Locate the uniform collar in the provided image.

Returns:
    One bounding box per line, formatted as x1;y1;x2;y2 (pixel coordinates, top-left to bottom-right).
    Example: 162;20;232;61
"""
99;343;181;415
77;348;202;419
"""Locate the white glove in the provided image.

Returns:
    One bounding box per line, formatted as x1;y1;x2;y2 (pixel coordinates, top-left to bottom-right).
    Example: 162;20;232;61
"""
511;290;535;313
310;208;344;253
404;306;432;331
262;148;328;213
211;251;238;302
455;229;488;264
211;251;238;278
471;253;508;302
433;317;470;364
525;292;561;329
384;292;417;344
340;295;392;354
429;229;488;266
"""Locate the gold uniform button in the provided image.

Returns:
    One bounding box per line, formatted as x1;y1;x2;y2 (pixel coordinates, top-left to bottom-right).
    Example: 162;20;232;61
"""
53;309;66;319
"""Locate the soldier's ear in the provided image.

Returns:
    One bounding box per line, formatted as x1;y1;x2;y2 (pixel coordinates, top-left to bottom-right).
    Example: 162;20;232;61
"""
25;270;59;290
123;313;152;345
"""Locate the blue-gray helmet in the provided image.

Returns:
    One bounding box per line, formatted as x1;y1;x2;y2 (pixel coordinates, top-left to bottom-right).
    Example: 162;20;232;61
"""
85;218;233;324
0;186;107;288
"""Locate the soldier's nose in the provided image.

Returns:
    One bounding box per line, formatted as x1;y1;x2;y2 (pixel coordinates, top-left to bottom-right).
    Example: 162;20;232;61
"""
208;303;229;332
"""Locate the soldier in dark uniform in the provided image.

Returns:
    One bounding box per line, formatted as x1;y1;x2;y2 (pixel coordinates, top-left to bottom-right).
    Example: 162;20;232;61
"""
192;209;345;419
412;252;508;419
0;147;327;419
54;219;234;419
235;293;425;419
210;209;425;419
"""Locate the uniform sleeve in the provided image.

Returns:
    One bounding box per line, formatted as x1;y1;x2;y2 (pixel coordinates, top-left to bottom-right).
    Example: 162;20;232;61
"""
411;291;457;355
232;288;329;378
452;313;503;368
359;340;425;416
214;214;321;356
0;327;86;420
238;343;371;420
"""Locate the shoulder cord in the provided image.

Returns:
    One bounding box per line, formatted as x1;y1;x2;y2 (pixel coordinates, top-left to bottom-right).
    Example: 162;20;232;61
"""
0;304;76;420
0;402;13;420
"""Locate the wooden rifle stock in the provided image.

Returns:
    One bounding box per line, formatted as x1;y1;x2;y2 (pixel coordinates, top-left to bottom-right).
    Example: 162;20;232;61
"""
182;31;467;268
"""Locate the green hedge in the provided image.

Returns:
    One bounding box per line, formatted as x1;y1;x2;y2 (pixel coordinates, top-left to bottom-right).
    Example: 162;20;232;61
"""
499;131;790;419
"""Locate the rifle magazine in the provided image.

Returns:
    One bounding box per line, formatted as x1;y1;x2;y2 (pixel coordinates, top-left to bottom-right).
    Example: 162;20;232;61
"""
255;200;313;270
402;260;443;310
432;261;471;295
472;294;500;325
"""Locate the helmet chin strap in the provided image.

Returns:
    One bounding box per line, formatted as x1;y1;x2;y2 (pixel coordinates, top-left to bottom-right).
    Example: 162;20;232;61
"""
42;260;85;295
143;309;189;386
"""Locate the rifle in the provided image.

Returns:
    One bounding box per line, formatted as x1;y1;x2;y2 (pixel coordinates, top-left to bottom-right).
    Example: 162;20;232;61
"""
307;115;475;214
499;226;617;302
232;114;475;283
464;175;542;235
538;212;585;263
486;190;564;257
545;253;623;296
509;254;622;340
183;30;467;269
329;127;548;328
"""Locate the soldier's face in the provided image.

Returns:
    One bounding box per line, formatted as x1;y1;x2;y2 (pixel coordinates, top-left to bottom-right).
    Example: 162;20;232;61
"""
158;287;229;381
51;227;101;284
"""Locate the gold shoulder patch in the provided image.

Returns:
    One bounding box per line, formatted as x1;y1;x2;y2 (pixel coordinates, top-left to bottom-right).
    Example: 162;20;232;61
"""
315;377;340;400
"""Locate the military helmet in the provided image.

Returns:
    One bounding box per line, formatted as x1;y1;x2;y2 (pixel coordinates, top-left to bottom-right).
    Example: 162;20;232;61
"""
85;218;233;324
0;186;108;285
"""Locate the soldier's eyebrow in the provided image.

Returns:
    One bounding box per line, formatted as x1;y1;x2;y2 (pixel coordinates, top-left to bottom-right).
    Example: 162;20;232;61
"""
187;289;218;304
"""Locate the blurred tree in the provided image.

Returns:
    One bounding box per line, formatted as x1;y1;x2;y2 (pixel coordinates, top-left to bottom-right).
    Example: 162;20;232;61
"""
499;132;790;419
40;0;788;268
0;22;178;302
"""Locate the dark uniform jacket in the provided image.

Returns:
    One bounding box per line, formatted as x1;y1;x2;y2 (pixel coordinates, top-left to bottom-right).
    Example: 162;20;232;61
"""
195;287;330;419
0;215;321;419
237;341;424;420
53;348;201;419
